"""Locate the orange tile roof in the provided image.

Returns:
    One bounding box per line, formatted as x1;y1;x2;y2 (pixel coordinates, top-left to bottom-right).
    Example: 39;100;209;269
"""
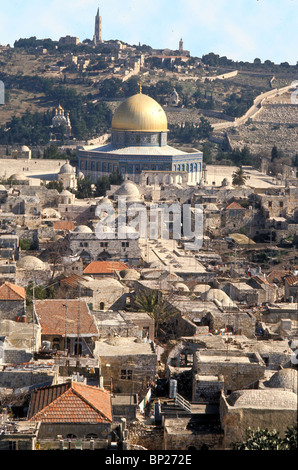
83;261;129;275
226;201;245;210
34;299;98;336
252;275;274;287
0;282;26;300
28;381;112;423
53;221;75;231
284;275;298;286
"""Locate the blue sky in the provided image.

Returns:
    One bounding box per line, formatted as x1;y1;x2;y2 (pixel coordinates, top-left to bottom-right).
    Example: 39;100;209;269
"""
1;0;297;64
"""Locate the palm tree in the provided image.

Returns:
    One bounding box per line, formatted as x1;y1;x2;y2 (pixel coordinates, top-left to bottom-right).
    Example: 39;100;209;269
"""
232;167;247;187
129;289;176;338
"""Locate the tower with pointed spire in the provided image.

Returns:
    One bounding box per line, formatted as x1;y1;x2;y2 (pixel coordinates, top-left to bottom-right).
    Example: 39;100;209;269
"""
179;38;183;54
93;7;102;45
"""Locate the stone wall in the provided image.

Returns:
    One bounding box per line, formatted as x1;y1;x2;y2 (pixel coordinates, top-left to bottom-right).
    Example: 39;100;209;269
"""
163;418;224;451
0;369;56;389
3;348;32;365
194;350;265;392
128;421;164;451
37;422;111;441
0;300;25;321
204;311;256;338
97;345;157;395
220;391;297;448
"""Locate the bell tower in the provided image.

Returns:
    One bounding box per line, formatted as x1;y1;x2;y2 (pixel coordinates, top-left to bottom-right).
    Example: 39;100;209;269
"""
93;7;102;45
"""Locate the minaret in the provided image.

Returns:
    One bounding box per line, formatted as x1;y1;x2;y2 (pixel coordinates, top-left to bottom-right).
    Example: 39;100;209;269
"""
93;7;102;45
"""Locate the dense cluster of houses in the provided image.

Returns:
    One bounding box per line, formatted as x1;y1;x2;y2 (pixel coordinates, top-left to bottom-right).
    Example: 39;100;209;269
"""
0;168;297;451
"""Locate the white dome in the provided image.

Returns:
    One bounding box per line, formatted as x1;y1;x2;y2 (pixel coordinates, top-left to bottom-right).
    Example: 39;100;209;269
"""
115;181;141;201
73;225;93;233
266;369;298;394
60;190;73;196
120;269;141;280
17;256;45;270
200;288;235;307
59;161;75;174
21;145;30;151
41;208;61;218
204;203;219;211
9;173;28;181
193;284;211;294
175;282;190;292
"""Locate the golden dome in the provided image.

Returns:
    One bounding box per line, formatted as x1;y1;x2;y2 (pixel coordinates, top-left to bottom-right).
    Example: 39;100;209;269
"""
112;92;168;132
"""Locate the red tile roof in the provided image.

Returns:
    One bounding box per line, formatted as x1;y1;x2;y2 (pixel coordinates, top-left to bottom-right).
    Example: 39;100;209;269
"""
28;381;112;423
284;275;298;286
226;201;245;210
0;282;26;300
34;299;98;336
60;274;86;289
252;275;274;287
53;221;75;231
83;261;129;275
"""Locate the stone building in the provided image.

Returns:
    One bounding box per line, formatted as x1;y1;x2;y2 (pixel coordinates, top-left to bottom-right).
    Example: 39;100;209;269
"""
0;234;19;261
226;275;277;306
57;161;76;190
163;417;224;451
0;281;26;322
193;349;266;396
52;105;72;139
16;255;52;287
27;381;113;444
221;201;252;233
59;275;129;311
284;274;298;301
83;261;130;278
34;299;99;356
0;421;40;450
93;310;154;342
94;336;157;395
168;89;180;107
68;225;142;265
220;388;297;449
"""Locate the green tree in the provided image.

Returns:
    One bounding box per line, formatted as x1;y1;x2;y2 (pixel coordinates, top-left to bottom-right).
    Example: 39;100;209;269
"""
26;282;55;307
232;425;297;451
197;117;213;140
95;175;111;197
129;290;176;337
75;177;93;199
232;167;247;187
271;145;283;161
95;171;124;197
283;424;298;450
45;180;63;192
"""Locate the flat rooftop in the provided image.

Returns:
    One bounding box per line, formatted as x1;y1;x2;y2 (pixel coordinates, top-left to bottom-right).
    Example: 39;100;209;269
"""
95;336;155;356
199;354;251;364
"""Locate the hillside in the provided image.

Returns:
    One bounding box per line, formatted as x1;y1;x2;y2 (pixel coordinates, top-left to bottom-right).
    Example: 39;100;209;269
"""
0;41;297;164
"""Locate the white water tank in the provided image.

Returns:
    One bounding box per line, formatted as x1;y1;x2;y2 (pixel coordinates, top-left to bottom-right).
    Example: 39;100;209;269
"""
169;379;177;398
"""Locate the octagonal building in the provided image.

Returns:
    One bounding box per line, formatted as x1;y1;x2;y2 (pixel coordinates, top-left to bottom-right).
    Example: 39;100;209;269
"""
77;91;203;185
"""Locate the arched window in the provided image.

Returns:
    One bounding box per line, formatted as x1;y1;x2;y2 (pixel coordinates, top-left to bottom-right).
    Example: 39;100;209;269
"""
99;302;105;311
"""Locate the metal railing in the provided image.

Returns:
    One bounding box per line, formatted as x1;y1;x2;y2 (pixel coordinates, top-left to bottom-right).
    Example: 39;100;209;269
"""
175;393;192;413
